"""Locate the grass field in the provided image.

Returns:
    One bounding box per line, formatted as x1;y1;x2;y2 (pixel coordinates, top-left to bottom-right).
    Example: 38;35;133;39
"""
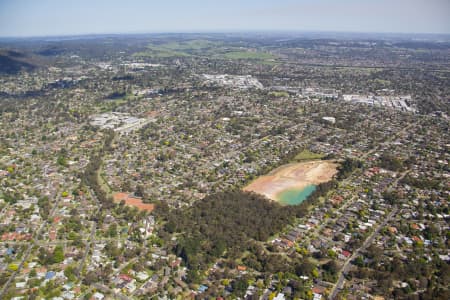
219;50;276;60
294;149;325;161
161;39;222;50
269;91;289;97
133;39;221;58
133;39;277;62
97;94;138;112
133;47;190;58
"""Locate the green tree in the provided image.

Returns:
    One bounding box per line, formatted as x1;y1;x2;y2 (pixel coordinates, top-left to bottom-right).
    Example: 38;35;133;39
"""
64;265;77;282
8;263;18;271
108;223;118;237
29;268;37;277
52;245;64;264
232;277;249;297
57;155;67;167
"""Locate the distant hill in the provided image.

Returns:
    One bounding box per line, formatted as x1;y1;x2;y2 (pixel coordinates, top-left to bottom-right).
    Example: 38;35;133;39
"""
0;49;37;74
36;46;67;56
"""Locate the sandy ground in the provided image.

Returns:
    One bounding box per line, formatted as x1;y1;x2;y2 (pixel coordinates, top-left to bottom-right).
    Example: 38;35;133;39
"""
113;192;155;212
243;160;339;201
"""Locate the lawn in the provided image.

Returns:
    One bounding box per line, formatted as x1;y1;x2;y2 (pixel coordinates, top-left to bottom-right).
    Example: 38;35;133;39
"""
133;47;190;58
97;94;137;112
220;50;275;60
133;40;277;62
162;39;222;50
294;150;325;161
133;39;223;58
269;91;289;97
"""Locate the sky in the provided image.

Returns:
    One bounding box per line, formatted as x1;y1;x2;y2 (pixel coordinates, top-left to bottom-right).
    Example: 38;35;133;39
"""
0;0;449;37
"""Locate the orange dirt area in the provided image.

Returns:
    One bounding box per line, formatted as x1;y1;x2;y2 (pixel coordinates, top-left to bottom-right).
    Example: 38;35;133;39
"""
145;110;159;118
243;160;339;201
113;192;155;212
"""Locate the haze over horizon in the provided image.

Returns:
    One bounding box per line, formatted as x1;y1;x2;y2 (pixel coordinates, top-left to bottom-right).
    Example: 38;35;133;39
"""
0;0;449;38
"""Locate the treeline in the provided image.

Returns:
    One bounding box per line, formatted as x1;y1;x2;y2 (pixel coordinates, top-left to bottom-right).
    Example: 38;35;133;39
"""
337;158;363;180
37;245;64;265
401;175;442;190
379;153;404;172
105;91;126;99
81;130;115;209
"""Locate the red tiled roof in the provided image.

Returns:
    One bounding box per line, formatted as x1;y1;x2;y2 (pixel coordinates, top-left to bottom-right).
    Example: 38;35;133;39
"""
411;224;420;230
412;236;422;242
312;286;325;294
1;232;32;241
237;265;247;271
342;250;352;257
119;274;133;282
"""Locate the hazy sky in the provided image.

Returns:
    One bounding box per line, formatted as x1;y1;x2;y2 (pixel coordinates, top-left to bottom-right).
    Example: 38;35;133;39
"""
0;0;449;37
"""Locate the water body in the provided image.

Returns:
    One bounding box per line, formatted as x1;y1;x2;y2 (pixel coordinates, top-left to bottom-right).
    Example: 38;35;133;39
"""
278;185;317;205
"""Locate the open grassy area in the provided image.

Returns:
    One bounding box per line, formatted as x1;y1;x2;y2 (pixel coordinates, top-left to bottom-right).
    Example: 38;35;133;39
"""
133;39;223;58
219;50;275;60
161;39;223;50
133;47;190;58
269;91;289;97
294;150;325;161
133;40;277;62
97;94;138;112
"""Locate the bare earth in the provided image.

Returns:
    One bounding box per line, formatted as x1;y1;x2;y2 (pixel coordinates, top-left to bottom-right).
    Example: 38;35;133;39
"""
113;192;155;212
243;160;339;201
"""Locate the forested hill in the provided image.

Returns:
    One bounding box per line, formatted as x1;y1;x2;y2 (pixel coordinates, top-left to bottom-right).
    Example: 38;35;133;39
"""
0;50;37;74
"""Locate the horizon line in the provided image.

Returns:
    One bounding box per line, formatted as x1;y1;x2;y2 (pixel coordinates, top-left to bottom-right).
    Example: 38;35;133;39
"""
1;29;450;40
